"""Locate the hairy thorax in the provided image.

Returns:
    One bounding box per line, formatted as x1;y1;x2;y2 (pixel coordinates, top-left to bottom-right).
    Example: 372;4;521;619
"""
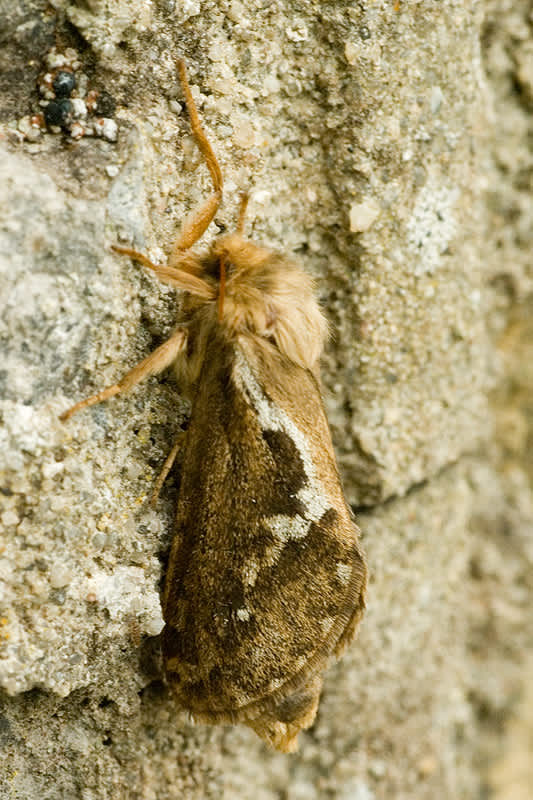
175;234;329;388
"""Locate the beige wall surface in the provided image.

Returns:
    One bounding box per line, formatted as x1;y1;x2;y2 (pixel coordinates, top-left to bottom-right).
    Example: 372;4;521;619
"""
1;1;532;798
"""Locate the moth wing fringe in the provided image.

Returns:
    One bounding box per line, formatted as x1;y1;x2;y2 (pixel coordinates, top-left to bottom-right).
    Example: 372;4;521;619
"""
169;538;366;752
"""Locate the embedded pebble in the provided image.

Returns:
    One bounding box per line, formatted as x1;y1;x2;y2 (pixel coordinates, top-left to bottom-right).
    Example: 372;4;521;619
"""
71;98;88;119
44;98;72;129
25;48;119;144
53;70;76;98
94;117;118;142
349;198;381;232
49;565;73;589
70;121;85;140
2;510;20;527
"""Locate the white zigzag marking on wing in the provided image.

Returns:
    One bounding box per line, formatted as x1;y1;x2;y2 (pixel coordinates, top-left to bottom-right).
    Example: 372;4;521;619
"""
233;349;330;561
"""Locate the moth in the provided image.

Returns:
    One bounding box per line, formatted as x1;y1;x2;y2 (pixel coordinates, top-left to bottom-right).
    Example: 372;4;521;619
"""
60;60;367;752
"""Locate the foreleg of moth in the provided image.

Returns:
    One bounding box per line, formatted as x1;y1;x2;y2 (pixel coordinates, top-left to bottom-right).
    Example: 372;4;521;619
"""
236;192;249;235
111;245;215;300
169;192;222;261
168;59;223;265
150;430;186;505
59;328;188;422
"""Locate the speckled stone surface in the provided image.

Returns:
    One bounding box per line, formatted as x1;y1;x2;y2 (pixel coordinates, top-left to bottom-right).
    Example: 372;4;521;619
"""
1;1;532;798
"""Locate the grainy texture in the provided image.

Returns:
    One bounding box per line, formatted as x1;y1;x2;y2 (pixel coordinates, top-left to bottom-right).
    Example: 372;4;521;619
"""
1;0;533;797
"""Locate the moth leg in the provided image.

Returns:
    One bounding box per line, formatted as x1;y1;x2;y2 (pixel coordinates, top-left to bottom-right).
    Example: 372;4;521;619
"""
111;245;214;300
150;430;186;505
236;192;249;235
168;60;223;265
60;328;187;422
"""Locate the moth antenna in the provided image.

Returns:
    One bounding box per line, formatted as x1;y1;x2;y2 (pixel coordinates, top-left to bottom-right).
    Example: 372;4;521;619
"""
236;192;249;235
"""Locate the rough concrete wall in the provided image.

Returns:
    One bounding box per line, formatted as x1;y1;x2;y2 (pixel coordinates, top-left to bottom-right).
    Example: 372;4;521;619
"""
0;0;531;798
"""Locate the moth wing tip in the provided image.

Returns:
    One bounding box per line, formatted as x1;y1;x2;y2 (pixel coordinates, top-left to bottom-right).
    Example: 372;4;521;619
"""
247;718;302;754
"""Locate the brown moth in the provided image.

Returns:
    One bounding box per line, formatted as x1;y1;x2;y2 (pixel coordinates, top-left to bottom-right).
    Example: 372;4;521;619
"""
60;60;367;752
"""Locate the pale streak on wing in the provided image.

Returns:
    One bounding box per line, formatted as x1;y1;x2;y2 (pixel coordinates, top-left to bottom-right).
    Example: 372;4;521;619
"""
232;348;332;557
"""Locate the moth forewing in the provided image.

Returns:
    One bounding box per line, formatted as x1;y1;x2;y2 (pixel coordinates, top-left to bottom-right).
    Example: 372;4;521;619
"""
161;333;367;753
60;59;367;753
